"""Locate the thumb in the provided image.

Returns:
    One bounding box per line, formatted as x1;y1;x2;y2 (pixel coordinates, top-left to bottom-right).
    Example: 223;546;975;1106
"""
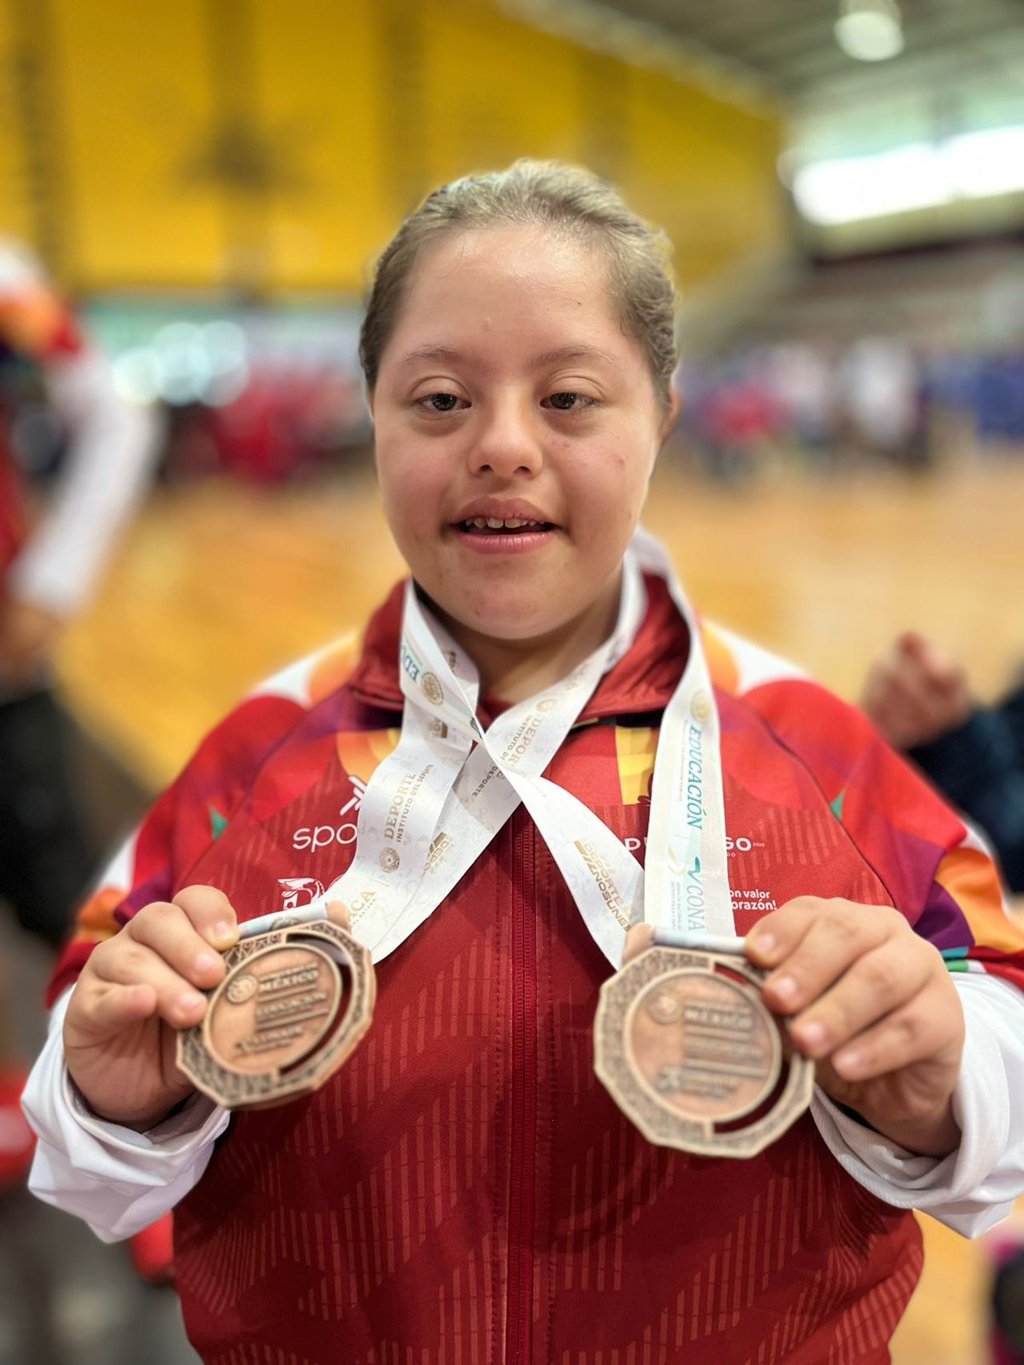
325;900;351;931
623;922;655;966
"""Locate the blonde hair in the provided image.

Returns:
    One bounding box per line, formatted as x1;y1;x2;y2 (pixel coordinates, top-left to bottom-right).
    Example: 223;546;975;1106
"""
359;159;677;406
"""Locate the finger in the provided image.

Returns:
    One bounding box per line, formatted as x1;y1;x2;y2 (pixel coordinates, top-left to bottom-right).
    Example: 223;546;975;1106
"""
126;901;227;991
745;897;825;969
825;989;963;1082
623;923;655;965
861;655;897;709
748;900;894;1012
172;885;240;950
885;662;941;726
786;941;933;1059
325;900;351;931
861;675;916;744
897;629;928;659
89;938;209;1028
893;636;970;729
871;667;955;748
897;631;951;685
911;635;964;694
876;632;939;700
67;978;160;1041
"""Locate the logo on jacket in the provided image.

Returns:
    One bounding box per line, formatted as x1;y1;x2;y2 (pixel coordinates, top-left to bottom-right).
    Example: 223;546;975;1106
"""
277;876;326;911
290;775;366;851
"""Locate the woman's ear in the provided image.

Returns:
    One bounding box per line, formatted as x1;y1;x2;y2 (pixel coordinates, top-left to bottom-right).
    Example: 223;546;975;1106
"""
659;388;681;446
366;390;380;484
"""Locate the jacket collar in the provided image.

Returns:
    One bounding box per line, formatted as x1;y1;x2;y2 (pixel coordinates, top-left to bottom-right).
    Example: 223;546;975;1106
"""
348;575;690;724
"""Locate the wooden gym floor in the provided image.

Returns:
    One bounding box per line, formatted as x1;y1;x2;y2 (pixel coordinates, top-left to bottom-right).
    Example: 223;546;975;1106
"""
50;445;1024;1363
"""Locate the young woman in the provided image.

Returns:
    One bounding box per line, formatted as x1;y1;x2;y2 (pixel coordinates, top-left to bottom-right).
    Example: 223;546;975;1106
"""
24;161;1024;1363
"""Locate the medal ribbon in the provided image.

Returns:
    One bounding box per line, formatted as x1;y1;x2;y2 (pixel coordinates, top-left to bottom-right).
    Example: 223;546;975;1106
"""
302;528;732;965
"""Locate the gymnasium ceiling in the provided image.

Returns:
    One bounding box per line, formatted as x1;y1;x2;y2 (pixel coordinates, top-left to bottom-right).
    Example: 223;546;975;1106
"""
510;0;1024;159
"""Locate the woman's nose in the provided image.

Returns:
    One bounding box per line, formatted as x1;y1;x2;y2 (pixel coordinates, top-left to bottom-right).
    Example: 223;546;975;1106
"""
468;400;542;478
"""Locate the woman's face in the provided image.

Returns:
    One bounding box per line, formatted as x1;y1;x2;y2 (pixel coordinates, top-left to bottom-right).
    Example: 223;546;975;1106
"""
372;225;669;651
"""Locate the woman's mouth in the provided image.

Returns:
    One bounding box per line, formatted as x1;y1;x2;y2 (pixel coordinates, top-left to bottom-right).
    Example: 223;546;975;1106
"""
450;516;558;554
457;516;554;534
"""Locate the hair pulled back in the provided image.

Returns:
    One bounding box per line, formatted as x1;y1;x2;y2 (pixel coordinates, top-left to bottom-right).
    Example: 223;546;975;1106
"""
358;159;678;407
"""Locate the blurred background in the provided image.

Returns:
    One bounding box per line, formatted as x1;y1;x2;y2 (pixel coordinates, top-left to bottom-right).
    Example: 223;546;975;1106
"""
0;0;1023;1361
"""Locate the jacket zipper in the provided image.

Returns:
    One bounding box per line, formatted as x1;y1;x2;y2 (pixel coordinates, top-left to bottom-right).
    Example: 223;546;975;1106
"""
504;823;537;1363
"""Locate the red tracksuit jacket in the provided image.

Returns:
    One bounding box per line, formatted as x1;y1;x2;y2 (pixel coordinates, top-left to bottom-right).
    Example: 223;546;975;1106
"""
52;575;1024;1364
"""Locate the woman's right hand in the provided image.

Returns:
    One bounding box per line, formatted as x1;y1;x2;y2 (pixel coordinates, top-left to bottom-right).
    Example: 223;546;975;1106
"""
63;885;240;1130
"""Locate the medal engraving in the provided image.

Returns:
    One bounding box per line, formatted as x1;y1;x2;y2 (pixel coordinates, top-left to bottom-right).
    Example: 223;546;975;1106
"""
629;970;780;1123
177;919;375;1109
205;944;341;1075
595;946;814;1158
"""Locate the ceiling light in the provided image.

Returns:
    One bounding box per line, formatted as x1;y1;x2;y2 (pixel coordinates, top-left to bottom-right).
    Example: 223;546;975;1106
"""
793;145;948;224
790;125;1024;226
835;0;904;62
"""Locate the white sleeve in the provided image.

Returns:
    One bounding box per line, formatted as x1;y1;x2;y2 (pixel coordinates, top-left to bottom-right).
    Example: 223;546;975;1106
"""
812;972;1024;1237
6;349;163;618
22;990;230;1242
28;971;1024;1243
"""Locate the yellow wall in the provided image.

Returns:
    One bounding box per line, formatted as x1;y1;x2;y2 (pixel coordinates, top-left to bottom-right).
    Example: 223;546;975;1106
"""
0;1;34;247
0;0;786;295
51;0;224;287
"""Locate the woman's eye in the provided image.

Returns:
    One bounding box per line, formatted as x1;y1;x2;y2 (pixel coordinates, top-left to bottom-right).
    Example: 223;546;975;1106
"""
418;393;465;413
544;392;594;411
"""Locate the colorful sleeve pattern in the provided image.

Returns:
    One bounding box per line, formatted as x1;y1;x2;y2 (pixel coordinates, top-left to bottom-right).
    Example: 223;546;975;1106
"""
704;620;1024;994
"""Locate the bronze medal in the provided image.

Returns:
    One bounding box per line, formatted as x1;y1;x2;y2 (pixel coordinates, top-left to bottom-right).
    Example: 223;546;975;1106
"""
177;918;375;1109
594;945;814;1158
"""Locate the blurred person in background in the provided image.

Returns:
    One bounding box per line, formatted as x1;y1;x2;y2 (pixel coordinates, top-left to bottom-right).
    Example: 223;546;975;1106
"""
863;630;1024;894
20;161;1024;1363
836;333;931;469
767;337;838;471
0;236;159;1189
678;347;783;483
973;345;1024;450
864;633;1024;1365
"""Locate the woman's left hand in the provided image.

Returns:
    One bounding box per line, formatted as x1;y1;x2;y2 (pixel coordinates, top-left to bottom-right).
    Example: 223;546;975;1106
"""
743;897;964;1157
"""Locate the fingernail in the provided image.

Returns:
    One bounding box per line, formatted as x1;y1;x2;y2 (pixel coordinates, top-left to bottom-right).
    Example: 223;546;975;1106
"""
835;1049;865;1078
771;974;797;1003
177;990;205;1014
212;921;237;946
194;951;221;975
749;931;776;958
794;1018;827;1050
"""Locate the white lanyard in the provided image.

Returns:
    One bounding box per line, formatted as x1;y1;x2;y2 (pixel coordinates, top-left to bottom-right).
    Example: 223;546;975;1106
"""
291;529;732;966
